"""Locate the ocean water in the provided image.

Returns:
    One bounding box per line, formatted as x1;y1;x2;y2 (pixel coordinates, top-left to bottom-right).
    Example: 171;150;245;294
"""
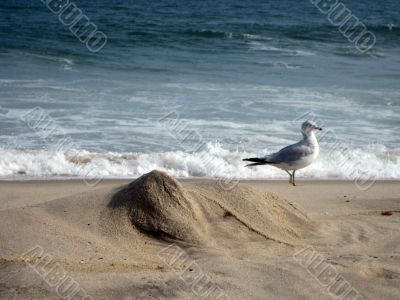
0;0;399;180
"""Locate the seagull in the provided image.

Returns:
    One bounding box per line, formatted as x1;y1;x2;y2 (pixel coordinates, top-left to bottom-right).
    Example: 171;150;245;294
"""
243;121;322;186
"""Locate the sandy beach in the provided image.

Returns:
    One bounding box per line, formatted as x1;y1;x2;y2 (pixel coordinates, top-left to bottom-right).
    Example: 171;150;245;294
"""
1;173;399;300
2;1;399;299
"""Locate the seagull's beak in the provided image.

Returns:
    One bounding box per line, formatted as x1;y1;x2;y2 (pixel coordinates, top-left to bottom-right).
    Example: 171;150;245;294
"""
315;126;322;131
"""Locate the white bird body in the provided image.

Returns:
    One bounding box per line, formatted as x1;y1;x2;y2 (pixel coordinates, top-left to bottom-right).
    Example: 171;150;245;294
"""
272;131;319;171
243;121;322;185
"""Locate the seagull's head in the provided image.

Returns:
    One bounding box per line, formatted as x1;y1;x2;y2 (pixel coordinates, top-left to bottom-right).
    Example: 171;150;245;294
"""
301;121;322;135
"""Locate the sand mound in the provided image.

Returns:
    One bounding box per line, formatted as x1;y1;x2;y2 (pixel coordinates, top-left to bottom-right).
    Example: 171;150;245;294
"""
108;170;207;243
187;181;312;245
108;170;312;246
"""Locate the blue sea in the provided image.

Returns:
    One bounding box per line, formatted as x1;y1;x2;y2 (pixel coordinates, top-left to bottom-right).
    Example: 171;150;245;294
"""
0;0;399;180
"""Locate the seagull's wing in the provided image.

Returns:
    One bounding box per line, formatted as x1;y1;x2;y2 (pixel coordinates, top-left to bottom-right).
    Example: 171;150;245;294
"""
264;141;314;164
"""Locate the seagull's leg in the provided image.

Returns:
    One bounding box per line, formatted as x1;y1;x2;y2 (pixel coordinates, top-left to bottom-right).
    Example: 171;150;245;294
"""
285;170;292;184
292;170;296;186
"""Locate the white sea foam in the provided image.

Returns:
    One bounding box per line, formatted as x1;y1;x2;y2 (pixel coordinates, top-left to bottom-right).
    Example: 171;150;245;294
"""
0;143;398;180
273;61;301;69
249;42;316;56
18;52;74;66
242;33;272;41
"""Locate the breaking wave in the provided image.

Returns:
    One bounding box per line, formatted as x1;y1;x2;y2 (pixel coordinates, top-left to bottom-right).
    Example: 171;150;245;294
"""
0;143;398;181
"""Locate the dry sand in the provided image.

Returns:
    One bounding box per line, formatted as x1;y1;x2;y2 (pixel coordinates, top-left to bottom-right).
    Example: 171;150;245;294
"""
0;172;399;299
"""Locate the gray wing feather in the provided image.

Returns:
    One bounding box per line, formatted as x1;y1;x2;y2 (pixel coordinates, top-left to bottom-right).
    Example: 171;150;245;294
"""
264;141;314;163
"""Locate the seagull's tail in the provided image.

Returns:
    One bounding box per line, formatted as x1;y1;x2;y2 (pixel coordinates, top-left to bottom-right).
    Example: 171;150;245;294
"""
242;157;276;167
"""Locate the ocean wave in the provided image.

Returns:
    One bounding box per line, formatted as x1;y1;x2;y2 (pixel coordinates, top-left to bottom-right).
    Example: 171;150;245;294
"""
0;79;46;84
331;46;386;58
273;61;301;69
184;29;233;39
249;42;315;56
365;24;399;34
18;52;74;65
0;143;398;180
248;23;399;40
183;30;273;41
241;33;272;41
